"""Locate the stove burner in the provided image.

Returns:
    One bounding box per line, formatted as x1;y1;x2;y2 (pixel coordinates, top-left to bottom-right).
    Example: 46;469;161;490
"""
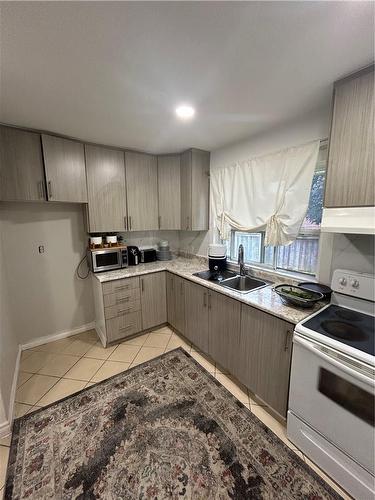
321;320;367;341
335;309;363;322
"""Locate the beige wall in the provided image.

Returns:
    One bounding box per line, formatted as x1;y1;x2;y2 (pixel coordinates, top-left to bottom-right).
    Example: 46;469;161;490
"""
0;202;94;346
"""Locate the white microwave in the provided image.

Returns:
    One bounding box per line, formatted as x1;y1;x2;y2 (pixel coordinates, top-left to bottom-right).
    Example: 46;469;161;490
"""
87;247;128;273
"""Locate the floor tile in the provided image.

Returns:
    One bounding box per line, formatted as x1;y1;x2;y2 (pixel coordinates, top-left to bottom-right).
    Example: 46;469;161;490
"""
19;351;48;373
38;353;80;377
64;357;104;381
62;339;96;356
84;342;117;360
13;402;34;418
38;379;86;406
303;455;351;499
190;350;216;373
0;446;9;490
0;434;11;447
215;373;249;405
143;332;171;349
120;333;150;346
164;334;191;352
16;374;59;405
151;326;173;335
131;347;165;366
16;371;33;388
108;344;140;363
91;361;130;382
30;337;74;354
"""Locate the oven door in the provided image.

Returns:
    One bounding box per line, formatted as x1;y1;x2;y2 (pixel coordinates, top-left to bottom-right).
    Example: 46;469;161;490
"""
92;249;121;272
289;334;375;474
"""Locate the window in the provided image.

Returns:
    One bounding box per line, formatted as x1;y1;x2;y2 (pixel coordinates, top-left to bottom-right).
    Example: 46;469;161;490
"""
227;142;327;276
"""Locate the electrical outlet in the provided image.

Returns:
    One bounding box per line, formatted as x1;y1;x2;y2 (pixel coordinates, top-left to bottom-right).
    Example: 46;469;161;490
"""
38;245;45;254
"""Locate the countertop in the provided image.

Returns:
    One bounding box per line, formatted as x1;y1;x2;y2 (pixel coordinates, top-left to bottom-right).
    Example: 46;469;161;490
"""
94;257;325;324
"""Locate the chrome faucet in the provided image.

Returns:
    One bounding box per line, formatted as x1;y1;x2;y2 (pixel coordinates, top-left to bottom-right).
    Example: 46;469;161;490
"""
238;244;246;276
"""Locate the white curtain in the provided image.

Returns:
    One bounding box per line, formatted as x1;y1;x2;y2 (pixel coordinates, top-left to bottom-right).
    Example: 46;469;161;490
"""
211;140;320;247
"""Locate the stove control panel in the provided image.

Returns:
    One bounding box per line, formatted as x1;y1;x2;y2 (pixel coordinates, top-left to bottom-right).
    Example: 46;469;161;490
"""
332;269;375;301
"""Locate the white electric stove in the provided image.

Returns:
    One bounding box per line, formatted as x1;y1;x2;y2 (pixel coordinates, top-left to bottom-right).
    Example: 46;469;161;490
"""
287;269;375;500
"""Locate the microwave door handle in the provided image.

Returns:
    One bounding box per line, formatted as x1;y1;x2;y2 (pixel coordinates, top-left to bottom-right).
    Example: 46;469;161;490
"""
294;335;375;388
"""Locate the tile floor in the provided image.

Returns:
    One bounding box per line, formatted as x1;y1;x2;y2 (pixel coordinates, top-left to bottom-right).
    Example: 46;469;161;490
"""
0;326;349;499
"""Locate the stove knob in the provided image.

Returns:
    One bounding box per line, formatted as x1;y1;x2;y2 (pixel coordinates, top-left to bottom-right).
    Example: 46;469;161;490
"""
351;279;360;288
339;277;347;286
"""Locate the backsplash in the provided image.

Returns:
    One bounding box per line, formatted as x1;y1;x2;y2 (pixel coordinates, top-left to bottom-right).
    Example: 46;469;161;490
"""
330;234;374;276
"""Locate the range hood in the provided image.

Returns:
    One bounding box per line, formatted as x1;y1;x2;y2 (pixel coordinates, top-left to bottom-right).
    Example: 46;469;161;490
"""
321;207;375;234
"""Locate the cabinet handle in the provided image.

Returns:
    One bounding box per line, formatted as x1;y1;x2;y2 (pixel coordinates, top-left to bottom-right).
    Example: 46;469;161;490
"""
171;277;174;291
186;216;190;230
47;181;53;198
118;308;132;314
158;215;161;229
208;292;212;310
129;216;132;230
203;292;207;307
116;297;130;304
284;330;292;351
115;285;130;291
141;278;144;293
119;325;132;332
37;181;44;199
124;216;128;231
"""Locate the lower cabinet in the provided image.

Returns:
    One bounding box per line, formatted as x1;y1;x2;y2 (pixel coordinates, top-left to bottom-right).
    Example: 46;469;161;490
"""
166;272;185;334
184;280;209;352
140;272;167;330
234;304;293;418
208;290;241;374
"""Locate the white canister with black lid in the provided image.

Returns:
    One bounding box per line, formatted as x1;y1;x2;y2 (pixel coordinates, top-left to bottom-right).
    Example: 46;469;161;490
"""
208;244;227;272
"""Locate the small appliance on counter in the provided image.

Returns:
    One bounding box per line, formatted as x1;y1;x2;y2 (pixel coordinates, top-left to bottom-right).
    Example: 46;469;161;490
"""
139;247;157;263
90;236;103;248
106;235;118;247
208;244;227;272
157;241;172;261
127;246;140;265
87;246;128;273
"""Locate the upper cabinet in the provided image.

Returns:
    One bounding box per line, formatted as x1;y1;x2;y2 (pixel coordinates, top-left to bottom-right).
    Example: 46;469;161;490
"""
0;126;46;201
325;66;374;208
42;135;87;203
85;145;127;232
157;155;181;230
181;148;210;231
125;151;158;231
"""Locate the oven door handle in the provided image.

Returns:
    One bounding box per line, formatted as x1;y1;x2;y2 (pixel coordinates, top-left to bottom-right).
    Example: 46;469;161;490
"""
294;334;375;388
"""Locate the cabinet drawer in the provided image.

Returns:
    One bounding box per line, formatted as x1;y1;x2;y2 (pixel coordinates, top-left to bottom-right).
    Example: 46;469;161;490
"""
103;288;140;308
106;311;142;343
102;277;139;295
105;300;141;320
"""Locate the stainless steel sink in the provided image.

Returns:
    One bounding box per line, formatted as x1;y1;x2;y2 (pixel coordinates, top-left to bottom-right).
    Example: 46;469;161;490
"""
220;275;268;294
193;269;237;283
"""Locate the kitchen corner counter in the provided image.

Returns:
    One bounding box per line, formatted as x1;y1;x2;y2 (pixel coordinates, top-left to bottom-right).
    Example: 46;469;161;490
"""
93;257;325;324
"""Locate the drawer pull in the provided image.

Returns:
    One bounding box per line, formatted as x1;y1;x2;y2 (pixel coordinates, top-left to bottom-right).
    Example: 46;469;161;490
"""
116;297;130;304
118;308;132;314
119;325;133;332
284;330;292;351
115;285;130;291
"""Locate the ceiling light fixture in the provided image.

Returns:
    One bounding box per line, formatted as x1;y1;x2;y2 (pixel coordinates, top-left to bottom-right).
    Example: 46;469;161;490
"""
175;105;195;119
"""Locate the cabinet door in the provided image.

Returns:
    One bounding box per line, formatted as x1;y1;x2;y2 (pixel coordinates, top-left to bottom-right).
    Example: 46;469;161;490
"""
325;69;374;207
208;290;241;374
191;149;210;230
236;304;293;418
0;126;45;201
140;272;167;330
157;155;181;230
85;145;127;232
125;151;158;231
42;135;87;202
180;150;192;230
184;280;209;351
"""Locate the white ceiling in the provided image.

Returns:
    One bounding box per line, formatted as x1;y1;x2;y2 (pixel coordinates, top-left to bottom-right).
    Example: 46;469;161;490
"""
0;2;373;154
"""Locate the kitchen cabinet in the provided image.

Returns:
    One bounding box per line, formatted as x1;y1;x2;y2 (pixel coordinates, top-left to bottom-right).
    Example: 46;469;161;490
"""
125;151;159;231
325;66;374;207
42;135;87;203
157;155;181;230
166;272;185;334
140;272;167;330
184;280;209;351
208;290;241;374
235;304;293;418
0;126;46;201
180;148;210;231
85;145;127;232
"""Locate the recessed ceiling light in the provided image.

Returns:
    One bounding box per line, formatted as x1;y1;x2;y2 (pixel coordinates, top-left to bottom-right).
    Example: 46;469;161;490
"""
175;105;195;119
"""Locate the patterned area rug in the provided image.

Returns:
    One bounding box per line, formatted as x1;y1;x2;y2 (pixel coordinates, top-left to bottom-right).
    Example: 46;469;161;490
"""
5;348;341;499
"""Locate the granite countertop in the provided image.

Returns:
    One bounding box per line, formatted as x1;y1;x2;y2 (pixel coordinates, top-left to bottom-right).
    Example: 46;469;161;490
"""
94;257;325;324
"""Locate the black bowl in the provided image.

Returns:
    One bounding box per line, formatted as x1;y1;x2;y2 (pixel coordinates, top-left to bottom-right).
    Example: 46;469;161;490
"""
274;284;324;308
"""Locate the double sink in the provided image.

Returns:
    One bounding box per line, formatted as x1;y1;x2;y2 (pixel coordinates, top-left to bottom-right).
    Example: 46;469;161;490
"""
193;269;269;294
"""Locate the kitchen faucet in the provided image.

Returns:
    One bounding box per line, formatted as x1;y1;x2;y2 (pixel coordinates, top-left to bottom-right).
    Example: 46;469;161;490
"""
238;244;246;276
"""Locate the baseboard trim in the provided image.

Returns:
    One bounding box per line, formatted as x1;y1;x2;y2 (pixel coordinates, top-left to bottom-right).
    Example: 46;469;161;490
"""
0;419;11;438
20;322;95;351
94;323;106;348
